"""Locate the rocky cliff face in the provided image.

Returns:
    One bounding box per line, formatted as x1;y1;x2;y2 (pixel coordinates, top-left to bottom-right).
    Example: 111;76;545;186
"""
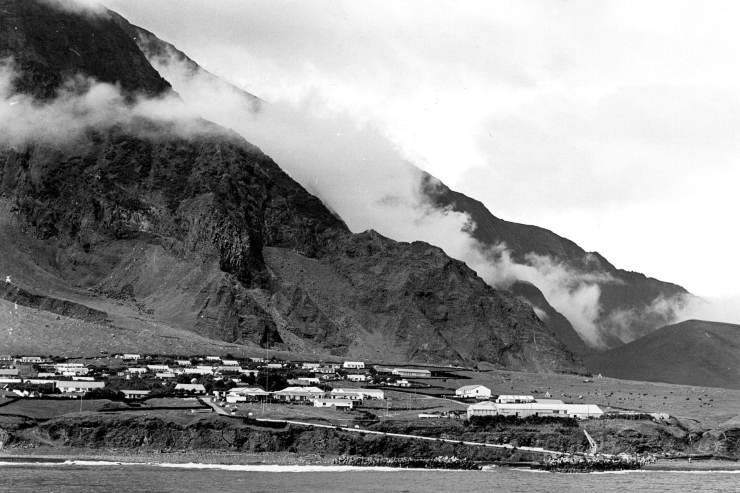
0;0;579;371
0;0;170;99
111;16;690;352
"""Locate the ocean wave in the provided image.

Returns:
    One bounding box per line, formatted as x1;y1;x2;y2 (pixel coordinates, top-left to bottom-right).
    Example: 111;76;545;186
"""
154;463;465;472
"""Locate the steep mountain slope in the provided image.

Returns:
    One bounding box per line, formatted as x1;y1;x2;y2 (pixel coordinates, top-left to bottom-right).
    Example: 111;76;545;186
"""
110;12;262;113
0;0;579;371
584;320;740;389
115;20;690;352
0;0;170;98
509;281;589;356
422;176;690;348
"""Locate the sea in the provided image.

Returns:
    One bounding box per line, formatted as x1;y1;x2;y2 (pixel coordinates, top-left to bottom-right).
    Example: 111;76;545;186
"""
0;462;737;493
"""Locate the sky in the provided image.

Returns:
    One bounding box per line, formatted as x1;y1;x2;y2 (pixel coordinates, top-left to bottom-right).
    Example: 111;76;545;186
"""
100;0;740;299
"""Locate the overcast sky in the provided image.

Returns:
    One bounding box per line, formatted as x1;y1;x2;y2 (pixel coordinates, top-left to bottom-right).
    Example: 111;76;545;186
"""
104;0;740;298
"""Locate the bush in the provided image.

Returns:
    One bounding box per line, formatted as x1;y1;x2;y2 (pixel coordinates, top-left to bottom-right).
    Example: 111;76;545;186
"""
467;415;579;429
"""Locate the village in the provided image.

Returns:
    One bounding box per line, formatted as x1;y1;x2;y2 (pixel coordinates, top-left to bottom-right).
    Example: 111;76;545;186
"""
0;352;677;427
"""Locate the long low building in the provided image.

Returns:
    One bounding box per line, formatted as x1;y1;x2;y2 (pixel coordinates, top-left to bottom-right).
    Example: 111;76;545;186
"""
391;368;432;378
56;380;106;393
467;399;603;420
313;398;354;409
331;388;385;400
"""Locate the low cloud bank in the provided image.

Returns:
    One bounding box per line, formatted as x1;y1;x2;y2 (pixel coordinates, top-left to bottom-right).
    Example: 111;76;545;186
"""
0;59;219;146
605;293;740;342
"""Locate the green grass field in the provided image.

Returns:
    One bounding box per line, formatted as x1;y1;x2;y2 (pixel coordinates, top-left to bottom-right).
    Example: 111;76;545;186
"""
0;399;126;420
416;369;740;428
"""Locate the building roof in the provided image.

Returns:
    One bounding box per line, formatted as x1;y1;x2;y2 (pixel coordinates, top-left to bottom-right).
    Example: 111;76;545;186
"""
314;398;353;405
496;395;535;402
481;401;604;414
456;385;490;392
229;387;268;395
56;380;105;388
274;386;324;394
392;368;431;374
175;383;207;391
468;401;498;410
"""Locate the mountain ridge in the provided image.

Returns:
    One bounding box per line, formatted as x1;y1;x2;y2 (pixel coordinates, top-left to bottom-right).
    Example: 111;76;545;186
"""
584;319;740;389
0;0;579;372
421;174;691;348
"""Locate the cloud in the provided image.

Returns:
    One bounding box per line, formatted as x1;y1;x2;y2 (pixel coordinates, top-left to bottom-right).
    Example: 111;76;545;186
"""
105;0;740;299
140;46;627;346
604;293;740;339
454;240;618;347
3;25;728;351
39;0;107;14
0;59;215;147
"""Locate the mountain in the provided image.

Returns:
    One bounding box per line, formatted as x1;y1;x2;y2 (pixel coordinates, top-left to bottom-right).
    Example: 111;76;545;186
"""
0;0;579;371
0;0;169;99
114;18;692;352
584;320;740;389
421;176;690;348
109;13;262;113
509;281;589;356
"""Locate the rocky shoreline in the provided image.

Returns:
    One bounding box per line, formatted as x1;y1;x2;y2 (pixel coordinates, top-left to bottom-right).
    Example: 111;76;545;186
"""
333;455;480;470
0;448;737;474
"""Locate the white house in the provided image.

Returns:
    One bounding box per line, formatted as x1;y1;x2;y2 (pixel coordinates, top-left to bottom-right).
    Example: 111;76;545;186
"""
62;368;89;377
54;363;85;369
288;377;320;386
391;379;411;387
342;361;365;370
121;390;151;400
313;398;353;409
496;395;535;404
155;372;176;379
55;380;105;394
19;356;44;363
466;401;499;417
122;354;141;360
147;365;171;372
346;374;367;382
455;385;492;400
222;360;240;366
331;388;385;400
226;387;269;403
176;360;192;367
174;383;207;394
330;390;364;400
391;368;431;378
273;386;325;402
